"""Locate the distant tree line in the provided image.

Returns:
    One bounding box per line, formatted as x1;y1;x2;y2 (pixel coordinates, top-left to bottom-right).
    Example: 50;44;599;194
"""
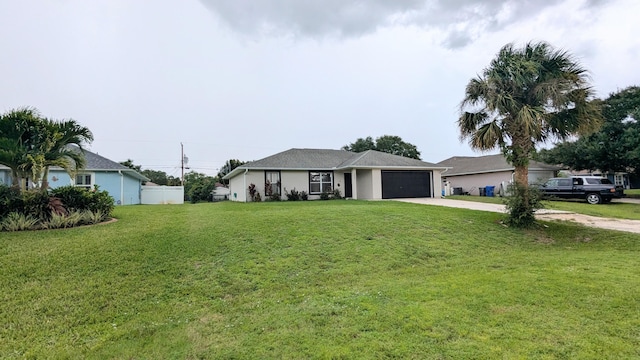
119;158;246;202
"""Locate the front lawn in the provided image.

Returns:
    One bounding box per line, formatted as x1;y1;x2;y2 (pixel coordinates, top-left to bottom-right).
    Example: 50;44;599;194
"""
1;201;638;359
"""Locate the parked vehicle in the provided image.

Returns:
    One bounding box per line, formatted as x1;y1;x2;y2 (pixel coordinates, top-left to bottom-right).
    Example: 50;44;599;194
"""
539;176;623;204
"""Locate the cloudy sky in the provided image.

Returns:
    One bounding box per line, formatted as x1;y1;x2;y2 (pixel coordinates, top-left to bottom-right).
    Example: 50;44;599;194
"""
1;0;639;177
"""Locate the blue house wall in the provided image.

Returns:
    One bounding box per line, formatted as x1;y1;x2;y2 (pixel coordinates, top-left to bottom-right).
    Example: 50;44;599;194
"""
47;170;143;205
0;169;9;186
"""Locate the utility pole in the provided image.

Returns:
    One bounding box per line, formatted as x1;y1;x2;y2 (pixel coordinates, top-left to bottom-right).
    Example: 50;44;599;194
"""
181;142;189;187
181;142;184;186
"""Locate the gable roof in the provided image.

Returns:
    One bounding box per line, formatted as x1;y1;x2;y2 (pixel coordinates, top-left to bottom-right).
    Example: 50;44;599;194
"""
0;148;149;181
224;148;445;179
79;150;149;181
437;154;562;177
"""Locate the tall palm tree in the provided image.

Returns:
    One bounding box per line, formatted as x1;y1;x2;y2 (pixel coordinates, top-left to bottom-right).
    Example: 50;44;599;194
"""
458;42;601;187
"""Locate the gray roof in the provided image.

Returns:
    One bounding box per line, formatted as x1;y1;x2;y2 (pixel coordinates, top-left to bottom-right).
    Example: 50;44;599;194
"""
79;150;149;181
225;148;445;179
437;154;562;177
0;148;149;181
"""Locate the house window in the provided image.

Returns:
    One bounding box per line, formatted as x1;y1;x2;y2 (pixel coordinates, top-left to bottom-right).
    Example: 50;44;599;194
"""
265;171;281;196
75;174;93;189
309;171;333;194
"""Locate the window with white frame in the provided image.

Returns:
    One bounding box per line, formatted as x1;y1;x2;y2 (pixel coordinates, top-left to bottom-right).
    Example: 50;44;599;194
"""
75;174;93;189
309;171;333;194
265;171;281;196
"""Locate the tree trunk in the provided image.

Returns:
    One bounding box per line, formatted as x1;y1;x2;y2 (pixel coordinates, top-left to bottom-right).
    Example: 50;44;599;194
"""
514;165;529;187
41;167;50;190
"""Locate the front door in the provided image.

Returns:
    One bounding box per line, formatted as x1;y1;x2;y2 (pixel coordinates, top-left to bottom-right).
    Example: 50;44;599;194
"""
344;173;352;198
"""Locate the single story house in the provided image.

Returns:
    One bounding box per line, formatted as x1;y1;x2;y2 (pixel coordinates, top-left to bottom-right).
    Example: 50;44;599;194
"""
436;154;562;196
0;149;149;205
223;148;446;202
560;169;633;189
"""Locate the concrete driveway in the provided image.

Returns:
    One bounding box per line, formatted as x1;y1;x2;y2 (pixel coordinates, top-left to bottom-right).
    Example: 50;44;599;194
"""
395;198;640;234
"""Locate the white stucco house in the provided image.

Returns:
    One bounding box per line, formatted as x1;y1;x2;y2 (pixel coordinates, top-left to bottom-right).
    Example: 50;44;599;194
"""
223;148;446;202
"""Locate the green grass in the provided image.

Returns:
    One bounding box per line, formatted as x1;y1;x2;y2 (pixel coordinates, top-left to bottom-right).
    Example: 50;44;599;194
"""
448;195;640;220
625;189;640;198
1;201;639;359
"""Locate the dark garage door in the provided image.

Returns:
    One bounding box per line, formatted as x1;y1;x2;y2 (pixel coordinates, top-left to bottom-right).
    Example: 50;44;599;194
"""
381;170;431;199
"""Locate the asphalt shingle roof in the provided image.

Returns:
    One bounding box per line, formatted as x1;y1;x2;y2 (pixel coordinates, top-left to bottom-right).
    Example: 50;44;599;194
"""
437;154;562;176
225;148;445;179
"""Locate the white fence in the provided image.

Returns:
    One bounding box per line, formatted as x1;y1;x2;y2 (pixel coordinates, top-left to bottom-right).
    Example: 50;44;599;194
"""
141;186;184;204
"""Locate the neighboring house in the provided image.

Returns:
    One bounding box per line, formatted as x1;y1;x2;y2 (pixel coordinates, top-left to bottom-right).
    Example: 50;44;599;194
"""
223;148;446;202
561;169;632;189
212;184;230;201
0;149;149;205
437;154;562;196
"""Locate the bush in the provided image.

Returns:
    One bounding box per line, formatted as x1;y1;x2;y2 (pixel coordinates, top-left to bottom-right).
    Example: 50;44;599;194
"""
320;188;343;200
50;185;114;216
1;212;39;231
21;190;51;221
285;188;308;201
0;185;23;219
502;183;545;228
248;184;261;202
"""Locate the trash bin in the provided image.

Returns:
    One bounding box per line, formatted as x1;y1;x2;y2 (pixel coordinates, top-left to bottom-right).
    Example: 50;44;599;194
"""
453;187;463;195
479;187;486;196
485;185;495;197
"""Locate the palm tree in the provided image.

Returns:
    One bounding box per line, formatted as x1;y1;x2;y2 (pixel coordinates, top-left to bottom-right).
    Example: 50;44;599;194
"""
459;41;600;186
458;42;601;226
35;118;94;190
0;108;93;190
0;107;41;189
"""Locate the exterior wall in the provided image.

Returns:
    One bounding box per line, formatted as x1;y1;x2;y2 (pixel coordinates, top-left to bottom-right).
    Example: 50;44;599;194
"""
228;170;264;202
0;169;10;185
281;171;310;199
432;170;443;198
528;170;555;185
229;170;349;201
443;171;513;196
141;186;185;204
95;172;142;205
355;169;374;200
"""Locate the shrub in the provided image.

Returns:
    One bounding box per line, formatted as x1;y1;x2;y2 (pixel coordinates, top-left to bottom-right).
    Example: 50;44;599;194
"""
81;210;107;225
42;211;84;230
502;183;545;228
51;185;114;216
285;188;307;201
1;212;39;231
0;184;23;219
248;183;261;202
21;190;51;221
320;188;343;200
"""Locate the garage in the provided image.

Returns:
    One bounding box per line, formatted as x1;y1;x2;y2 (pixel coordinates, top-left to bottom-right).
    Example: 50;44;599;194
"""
381;170;432;199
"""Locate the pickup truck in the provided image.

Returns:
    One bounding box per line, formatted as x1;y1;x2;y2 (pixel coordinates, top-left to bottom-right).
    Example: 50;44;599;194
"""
539;176;623;204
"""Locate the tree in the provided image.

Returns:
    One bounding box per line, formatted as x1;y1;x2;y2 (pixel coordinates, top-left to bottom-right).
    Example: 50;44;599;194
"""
458;41;601;226
37;118;93;189
342;135;421;159
216;159;246;184
183;171;216;202
0;107;38;188
540;86;640;175
119;159;142;172
0;108;93;190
